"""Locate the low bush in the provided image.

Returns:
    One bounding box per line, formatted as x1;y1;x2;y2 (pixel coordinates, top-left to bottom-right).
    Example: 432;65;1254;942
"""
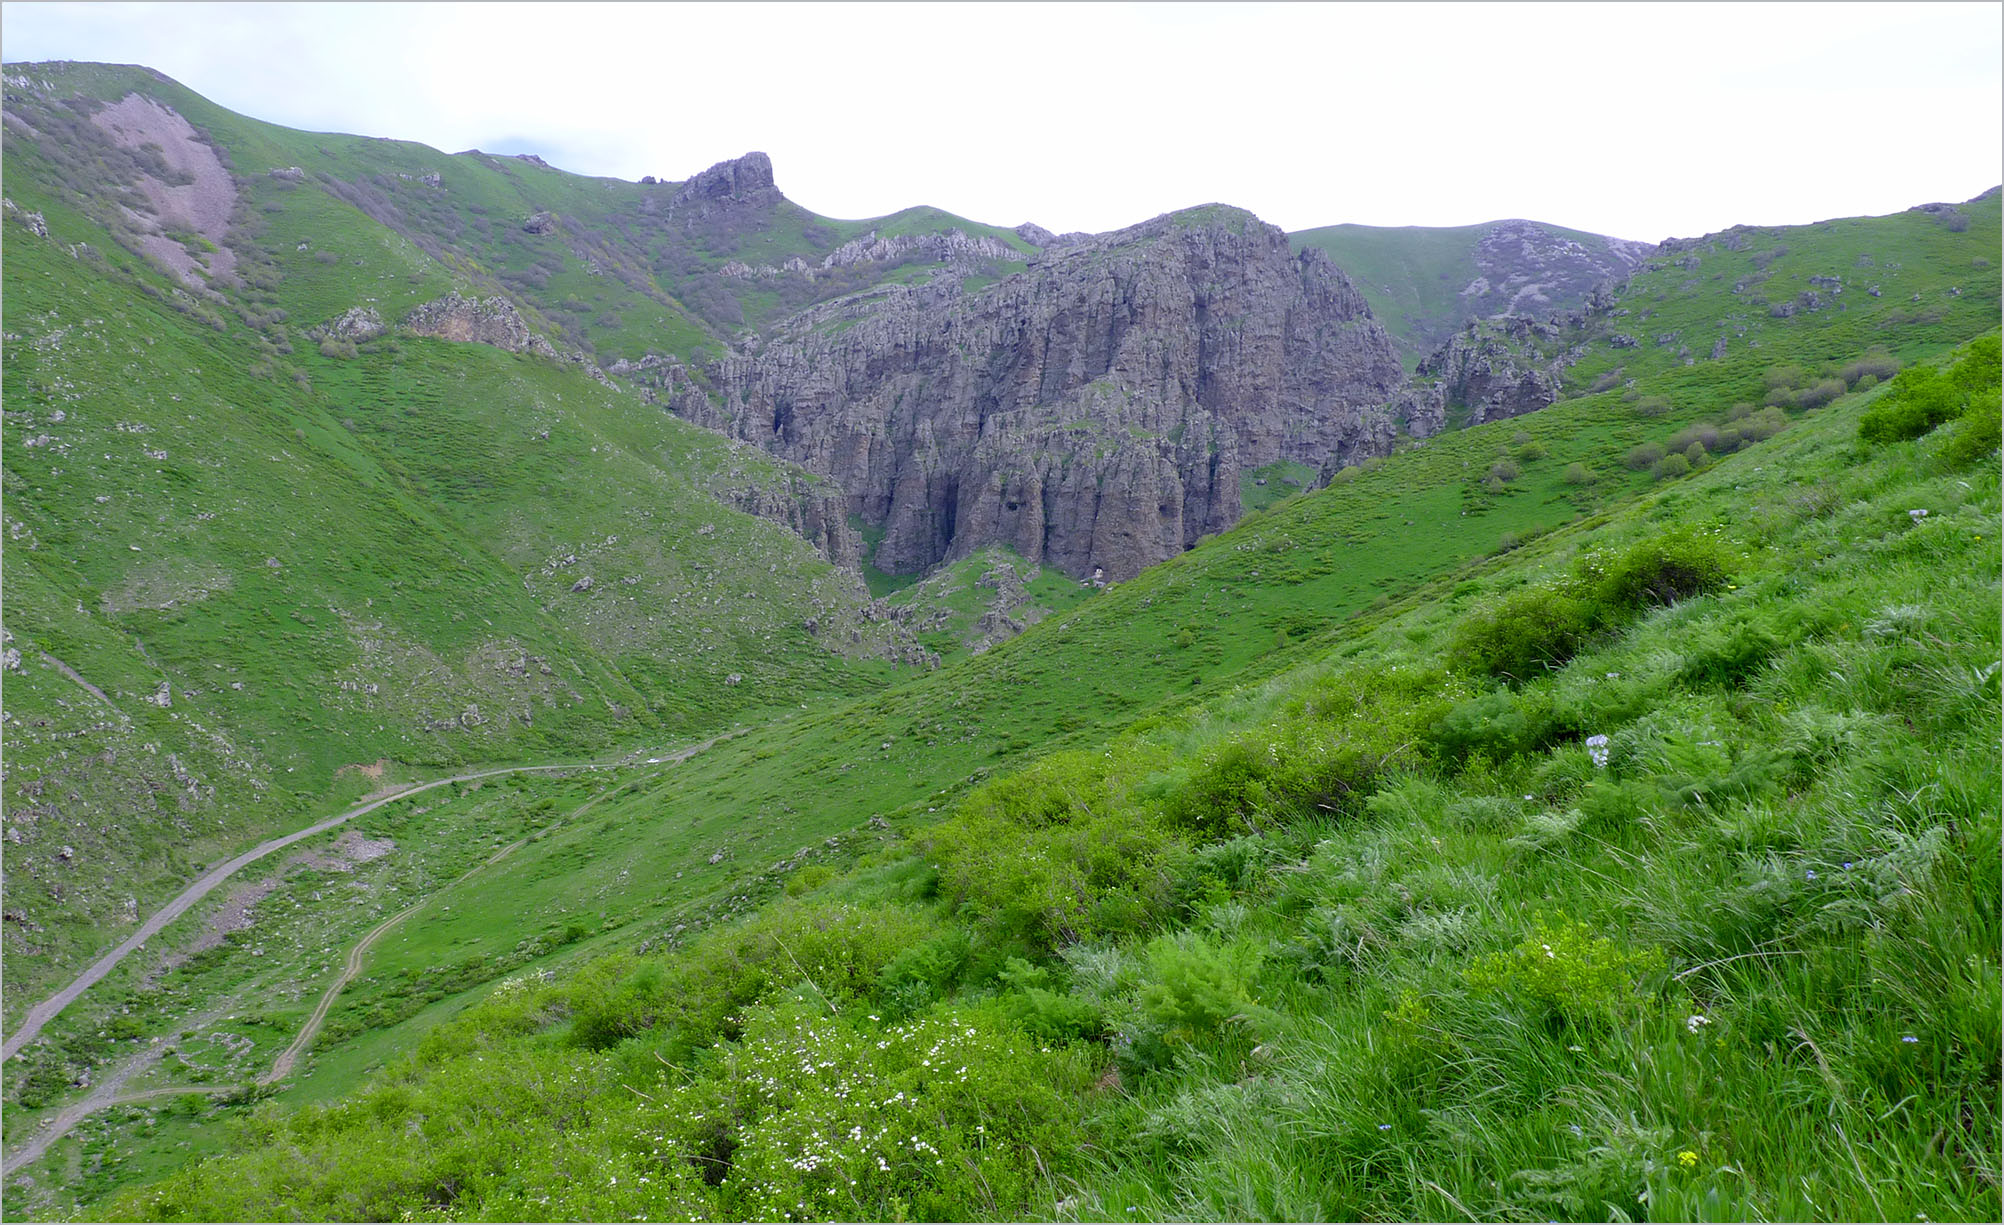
1858;335;1998;445
1464;915;1665;1028
1940;390;2002;466
925;746;1184;951
1793;376;1848;408
1579;529;1732;613
1120;931;1266;1075
1430;689;1556;766
1454;533;1732;683
568;901;941;1052
1651;452;1691;480
1625;442;1665;470
1450;585;1598;681
1841;348;1900;386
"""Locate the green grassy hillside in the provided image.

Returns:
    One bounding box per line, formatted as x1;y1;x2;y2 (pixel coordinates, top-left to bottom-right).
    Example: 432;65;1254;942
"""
10;199;1995;1212
1;131;922;1026
3;61;2000;1221
1;61;1032;366
85;330;2002;1225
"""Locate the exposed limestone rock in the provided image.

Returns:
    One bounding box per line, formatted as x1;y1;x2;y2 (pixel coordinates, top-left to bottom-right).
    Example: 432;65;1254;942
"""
668;207;1404;581
719;230;1022;282
820;228;1019;271
671;152;781;216
522;211;558;234
403;293;557;357
88;93;239;287
308;305;385;343
3;197;49;236
1400;315;1582;437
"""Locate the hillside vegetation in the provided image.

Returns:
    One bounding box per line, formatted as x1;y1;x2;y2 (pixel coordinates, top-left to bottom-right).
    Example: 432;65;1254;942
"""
93;330;2001;1223
2;60;1999;1222
1;105;925;1020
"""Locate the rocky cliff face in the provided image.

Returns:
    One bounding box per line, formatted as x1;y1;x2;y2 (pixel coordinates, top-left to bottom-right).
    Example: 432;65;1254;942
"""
1404;316;1574;434
665;208;1404;581
1391;303;1609;441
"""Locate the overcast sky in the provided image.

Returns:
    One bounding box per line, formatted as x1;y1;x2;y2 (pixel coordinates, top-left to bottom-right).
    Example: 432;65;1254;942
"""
4;2;1999;241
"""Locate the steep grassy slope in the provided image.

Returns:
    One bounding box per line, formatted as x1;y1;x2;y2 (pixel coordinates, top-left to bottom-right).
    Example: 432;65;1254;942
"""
85;331;2001;1224
1;141;920;1025
11;202;1996;1211
5;61;2000;1216
1559;191;2001;395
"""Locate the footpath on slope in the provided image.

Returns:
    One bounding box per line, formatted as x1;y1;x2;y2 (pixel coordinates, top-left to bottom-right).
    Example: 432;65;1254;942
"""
1;733;732;1180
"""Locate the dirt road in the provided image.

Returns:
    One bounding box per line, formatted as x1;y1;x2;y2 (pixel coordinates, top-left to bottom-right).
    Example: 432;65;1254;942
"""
2;762;603;1063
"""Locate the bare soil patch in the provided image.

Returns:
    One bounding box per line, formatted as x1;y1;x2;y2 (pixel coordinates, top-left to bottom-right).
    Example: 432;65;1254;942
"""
89;93;238;286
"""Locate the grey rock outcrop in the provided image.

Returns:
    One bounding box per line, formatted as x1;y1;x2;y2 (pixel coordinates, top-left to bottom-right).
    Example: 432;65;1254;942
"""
1412;318;1570;430
667;207;1404;581
308;305;385;343
4;197;49;236
671;152;781;215
403;293;557;357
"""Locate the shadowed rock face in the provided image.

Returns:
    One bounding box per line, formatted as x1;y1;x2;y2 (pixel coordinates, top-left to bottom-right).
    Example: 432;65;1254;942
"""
669;208;1404;581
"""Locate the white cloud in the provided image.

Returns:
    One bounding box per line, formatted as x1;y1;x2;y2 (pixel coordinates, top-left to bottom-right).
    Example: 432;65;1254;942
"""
2;1;1997;240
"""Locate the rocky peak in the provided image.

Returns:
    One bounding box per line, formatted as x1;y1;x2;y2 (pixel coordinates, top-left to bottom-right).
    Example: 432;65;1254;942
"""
672;152;779;209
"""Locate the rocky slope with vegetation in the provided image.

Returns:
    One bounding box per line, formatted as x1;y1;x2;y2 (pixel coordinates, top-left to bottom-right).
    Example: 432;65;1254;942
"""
1293;218;1654;369
1;59;1998;1223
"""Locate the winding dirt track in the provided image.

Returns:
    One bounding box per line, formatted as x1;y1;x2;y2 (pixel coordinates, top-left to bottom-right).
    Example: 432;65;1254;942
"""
258;764;655;1085
3;1085;234;1178
2;733;730;1178
2;762;602;1064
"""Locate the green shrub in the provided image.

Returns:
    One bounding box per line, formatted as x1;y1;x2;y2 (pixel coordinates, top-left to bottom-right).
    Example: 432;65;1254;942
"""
1633;394;1672;418
1465;915;1665;1026
571;901;941;1053
1168;666;1444;830
1651;452;1692;480
1675;615;1783;686
1794;376;1848;408
1562;461;1591;485
1842;348;1900;386
1940;390;2002;466
1451;586;1597;681
874;927;972;1020
1121;931;1265;1074
1860;364;1966;444
925;746;1183;950
1764;364;1807;390
1430;689;1554;765
1578;529;1731;613
1738;405;1789;441
997;957;1105;1041
1625;442;1665;470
